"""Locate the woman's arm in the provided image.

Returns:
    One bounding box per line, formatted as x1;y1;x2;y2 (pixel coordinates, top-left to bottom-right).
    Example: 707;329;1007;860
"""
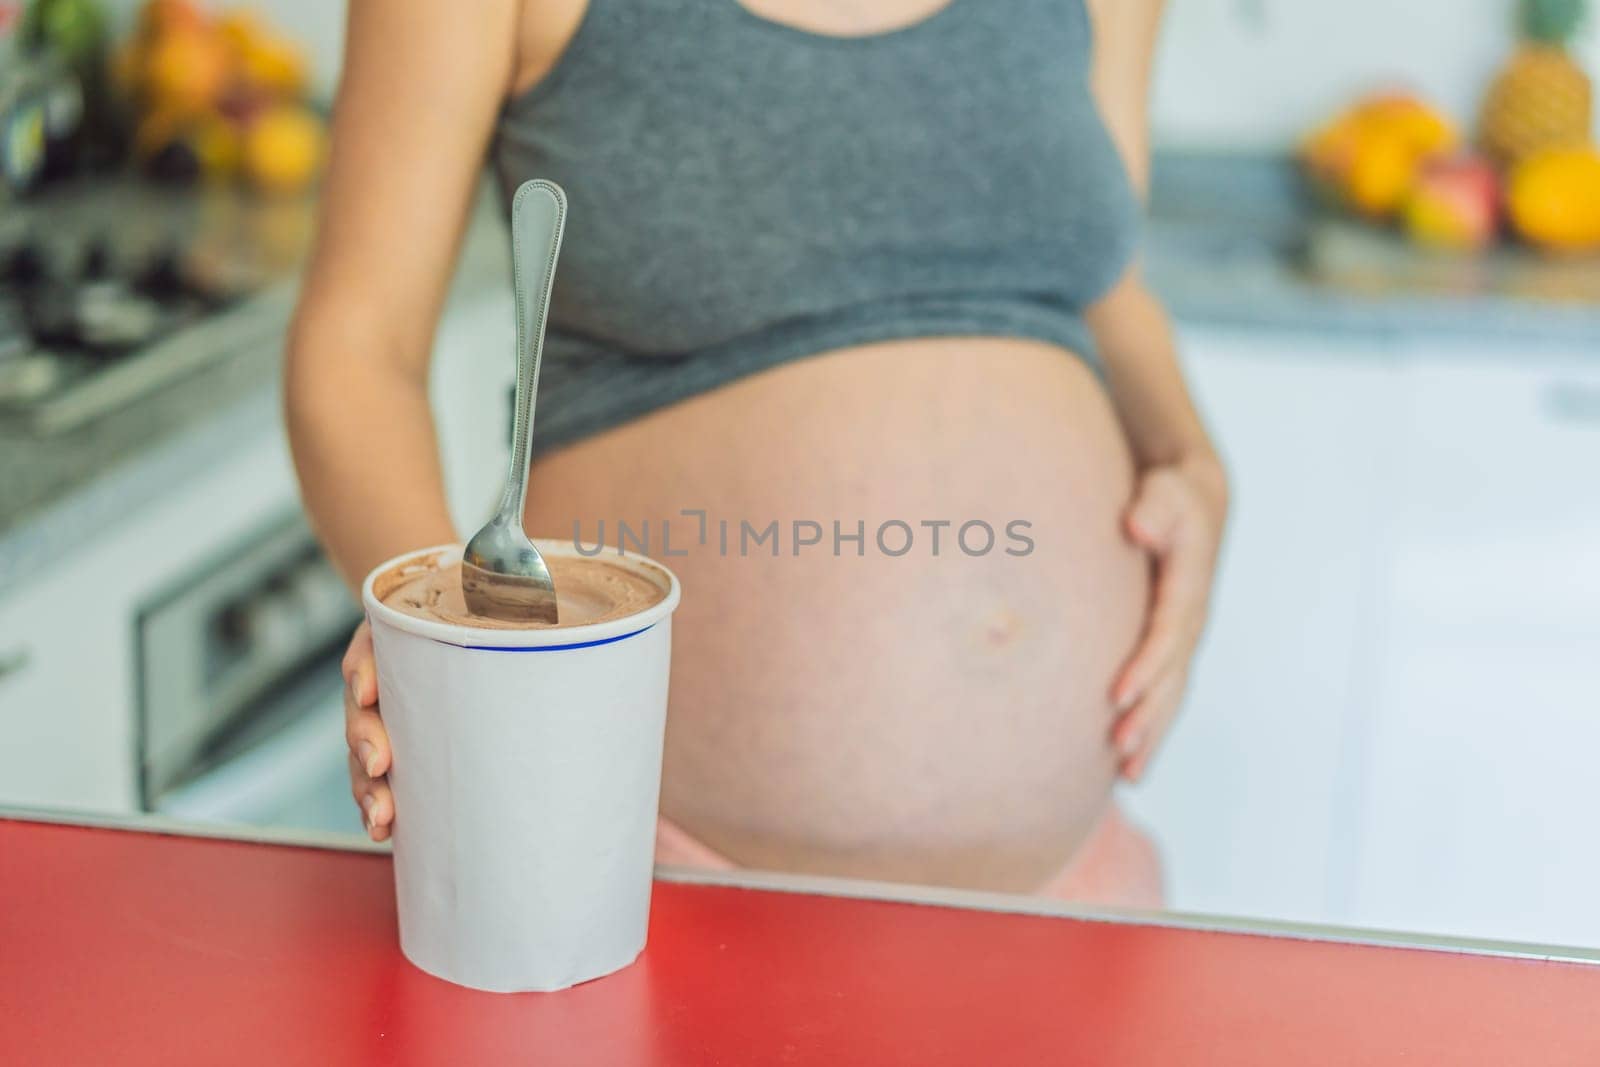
1083;0;1229;781
286;0;521;840
1084;0;1219;480
284;0;520;590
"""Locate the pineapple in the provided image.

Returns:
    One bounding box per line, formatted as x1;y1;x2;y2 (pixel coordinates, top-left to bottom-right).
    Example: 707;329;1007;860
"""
1479;0;1593;167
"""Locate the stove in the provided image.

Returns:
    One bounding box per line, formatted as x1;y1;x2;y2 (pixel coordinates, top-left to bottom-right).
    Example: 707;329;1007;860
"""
0;179;311;434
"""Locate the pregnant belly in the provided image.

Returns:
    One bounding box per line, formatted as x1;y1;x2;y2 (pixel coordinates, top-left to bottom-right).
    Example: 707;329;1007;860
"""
525;336;1148;891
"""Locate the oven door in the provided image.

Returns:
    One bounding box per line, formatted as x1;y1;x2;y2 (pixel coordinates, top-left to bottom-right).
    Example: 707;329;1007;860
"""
154;654;359;834
138;510;361;828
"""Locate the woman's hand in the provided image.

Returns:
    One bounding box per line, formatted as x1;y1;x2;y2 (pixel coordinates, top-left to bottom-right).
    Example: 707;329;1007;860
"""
1110;452;1228;781
342;621;395;841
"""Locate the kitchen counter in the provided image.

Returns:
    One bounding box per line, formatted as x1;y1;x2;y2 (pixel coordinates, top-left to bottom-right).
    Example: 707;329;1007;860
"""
1146;153;1600;348
0;183;511;590
3;808;1599;1065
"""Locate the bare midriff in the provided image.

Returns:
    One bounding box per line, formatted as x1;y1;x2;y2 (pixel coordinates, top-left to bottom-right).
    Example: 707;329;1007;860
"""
524;337;1148;892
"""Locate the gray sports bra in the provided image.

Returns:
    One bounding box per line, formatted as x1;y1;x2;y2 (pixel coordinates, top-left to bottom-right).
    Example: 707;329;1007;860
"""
490;0;1139;455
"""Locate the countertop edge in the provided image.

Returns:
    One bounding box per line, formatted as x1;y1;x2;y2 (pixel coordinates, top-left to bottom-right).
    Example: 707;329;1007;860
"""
5;804;1598;968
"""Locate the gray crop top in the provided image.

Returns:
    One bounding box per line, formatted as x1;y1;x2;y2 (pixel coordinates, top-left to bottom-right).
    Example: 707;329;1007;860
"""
489;0;1140;455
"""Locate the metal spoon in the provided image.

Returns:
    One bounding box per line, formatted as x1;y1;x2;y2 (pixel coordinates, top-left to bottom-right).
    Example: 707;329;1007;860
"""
462;179;567;624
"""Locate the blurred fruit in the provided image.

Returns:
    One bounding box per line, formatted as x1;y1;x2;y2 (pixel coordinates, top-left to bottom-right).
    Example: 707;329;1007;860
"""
143;25;229;115
214;89;268;128
241;104;324;195
1403;155;1502;250
1300;93;1458;219
216;9;266;51
1302;94;1458;168
20;0;109;73
111;1;326;193
218;10;308;98
237;34;308;98
187;113;242;180
1507;145;1600;251
137;0;206;37
1301;116;1365;187
1344;131;1420;217
1480;0;1592;167
1360;94;1459;157
130;104;187;162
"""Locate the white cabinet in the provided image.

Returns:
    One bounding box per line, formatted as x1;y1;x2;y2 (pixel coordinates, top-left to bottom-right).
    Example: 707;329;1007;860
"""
0;565;134;811
1128;325;1600;947
1121;325;1401;925
0;420;298;812
1349;345;1600;945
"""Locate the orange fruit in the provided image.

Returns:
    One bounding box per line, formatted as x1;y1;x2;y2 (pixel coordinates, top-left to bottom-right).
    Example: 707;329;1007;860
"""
1301;93;1458;220
217;9;267;52
1355;95;1459;158
1300;116;1363;181
188;114;243;181
1507;145;1600;252
1344;130;1421;218
242;105;326;195
137;0;207;38
143;25;229;115
239;35;309;99
216;12;309;99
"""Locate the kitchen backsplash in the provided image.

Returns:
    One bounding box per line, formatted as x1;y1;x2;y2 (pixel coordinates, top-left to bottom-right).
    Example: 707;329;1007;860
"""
97;0;1600;151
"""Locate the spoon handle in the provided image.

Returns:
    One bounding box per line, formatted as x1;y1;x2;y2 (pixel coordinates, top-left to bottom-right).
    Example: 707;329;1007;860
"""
500;179;567;522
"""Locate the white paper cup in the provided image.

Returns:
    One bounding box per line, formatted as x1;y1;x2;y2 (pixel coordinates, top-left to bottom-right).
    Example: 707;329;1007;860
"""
361;541;681;993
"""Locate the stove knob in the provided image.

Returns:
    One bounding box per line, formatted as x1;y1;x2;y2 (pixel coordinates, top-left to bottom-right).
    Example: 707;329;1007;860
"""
135;247;185;300
22;282;78;346
81;238;111;281
4;241;46;286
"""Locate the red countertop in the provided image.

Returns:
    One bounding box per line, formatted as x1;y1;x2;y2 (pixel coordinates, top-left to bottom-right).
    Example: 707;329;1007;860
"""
3;815;1599;1066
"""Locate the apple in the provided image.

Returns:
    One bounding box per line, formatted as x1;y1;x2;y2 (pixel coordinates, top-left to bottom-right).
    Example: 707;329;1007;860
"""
1403;154;1501;251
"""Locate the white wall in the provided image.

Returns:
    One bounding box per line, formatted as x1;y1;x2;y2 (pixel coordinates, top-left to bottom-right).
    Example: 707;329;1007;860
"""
106;2;1600;148
1153;0;1600;150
